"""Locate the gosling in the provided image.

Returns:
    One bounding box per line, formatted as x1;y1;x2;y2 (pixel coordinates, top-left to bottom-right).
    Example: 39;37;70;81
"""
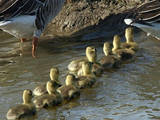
57;74;80;101
33;67;62;96
6;90;36;120
112;35;135;61
33;81;62;109
100;42;121;69
76;62;96;89
68;46;97;72
121;27;138;51
68;46;103;76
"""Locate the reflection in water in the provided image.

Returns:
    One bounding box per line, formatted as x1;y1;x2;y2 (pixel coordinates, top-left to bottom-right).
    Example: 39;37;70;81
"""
0;31;160;120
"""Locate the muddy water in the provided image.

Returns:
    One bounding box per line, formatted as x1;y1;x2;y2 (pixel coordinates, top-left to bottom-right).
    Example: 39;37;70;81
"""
1;30;160;120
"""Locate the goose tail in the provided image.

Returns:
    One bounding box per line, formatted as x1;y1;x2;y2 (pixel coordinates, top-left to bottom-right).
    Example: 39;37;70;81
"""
124;19;133;25
0;20;12;28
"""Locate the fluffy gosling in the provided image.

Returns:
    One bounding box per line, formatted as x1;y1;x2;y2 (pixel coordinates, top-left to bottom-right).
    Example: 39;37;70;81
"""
68;46;97;73
76;62;96;89
33;67;61;96
6;90;36;120
33;81;62;109
100;42;121;69
57;74;80;101
121;27;138;51
112;35;135;61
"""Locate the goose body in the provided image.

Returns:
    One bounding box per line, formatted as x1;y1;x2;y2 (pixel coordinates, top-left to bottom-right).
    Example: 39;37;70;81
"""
6;104;36;120
121;27;139;52
68;58;86;72
77;76;96;89
68;46;96;73
76;62;96;89
112;35;135;61
57;74;80;100
100;42;121;69
69;46;103;77
33;93;62;108
0;0;65;57
33;67;62;96
6;90;36;120
33;81;61;96
124;0;160;39
33;81;62;109
0;15;36;39
100;52;121;69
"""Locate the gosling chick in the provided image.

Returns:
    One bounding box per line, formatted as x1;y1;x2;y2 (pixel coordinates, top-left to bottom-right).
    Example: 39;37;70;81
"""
76;62;96;89
6;90;36;120
121;27;138;51
68;46;97;73
100;42;121;69
33;67;62;96
112;35;135;61
33;81;62;109
57;74;80;101
70;46;103;77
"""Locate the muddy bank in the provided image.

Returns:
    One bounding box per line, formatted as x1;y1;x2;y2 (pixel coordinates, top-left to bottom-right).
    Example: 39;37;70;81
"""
43;0;145;38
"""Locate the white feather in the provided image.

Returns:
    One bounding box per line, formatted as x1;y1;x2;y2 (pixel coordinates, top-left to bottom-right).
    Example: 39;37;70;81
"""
0;15;36;39
124;19;133;25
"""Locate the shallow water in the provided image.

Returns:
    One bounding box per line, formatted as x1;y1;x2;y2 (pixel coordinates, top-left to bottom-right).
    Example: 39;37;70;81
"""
1;30;160;120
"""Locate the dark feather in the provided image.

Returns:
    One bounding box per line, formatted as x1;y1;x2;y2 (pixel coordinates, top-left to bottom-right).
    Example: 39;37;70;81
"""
134;0;160;23
0;0;44;21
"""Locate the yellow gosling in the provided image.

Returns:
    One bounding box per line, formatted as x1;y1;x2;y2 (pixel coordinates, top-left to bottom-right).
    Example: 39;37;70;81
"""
33;81;62;109
77;62;96;89
33;67;62;96
70;46;103;77
112;35;135;61
100;42;121;69
121;27;139;51
86;46;103;76
57;74;80;101
68;46;97;72
6;90;36;120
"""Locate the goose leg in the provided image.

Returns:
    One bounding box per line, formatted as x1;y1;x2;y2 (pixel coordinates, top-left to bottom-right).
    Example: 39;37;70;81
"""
32;37;39;58
20;38;26;43
19;38;27;56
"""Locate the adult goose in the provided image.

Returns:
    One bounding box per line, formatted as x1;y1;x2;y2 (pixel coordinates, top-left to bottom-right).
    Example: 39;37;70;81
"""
124;0;160;39
0;0;64;57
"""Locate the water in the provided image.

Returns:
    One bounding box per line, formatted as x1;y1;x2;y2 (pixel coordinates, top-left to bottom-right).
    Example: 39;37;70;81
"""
0;30;160;120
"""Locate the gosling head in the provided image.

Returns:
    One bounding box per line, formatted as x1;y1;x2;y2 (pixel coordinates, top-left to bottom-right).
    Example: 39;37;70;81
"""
82;62;92;76
125;27;134;43
103;42;111;56
112;35;121;50
50;67;59;82
86;46;97;63
46;81;56;95
65;74;76;86
23;89;33;104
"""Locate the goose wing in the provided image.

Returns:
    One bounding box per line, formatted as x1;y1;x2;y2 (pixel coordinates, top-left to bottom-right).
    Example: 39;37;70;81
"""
0;0;45;21
135;0;160;23
35;0;64;31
